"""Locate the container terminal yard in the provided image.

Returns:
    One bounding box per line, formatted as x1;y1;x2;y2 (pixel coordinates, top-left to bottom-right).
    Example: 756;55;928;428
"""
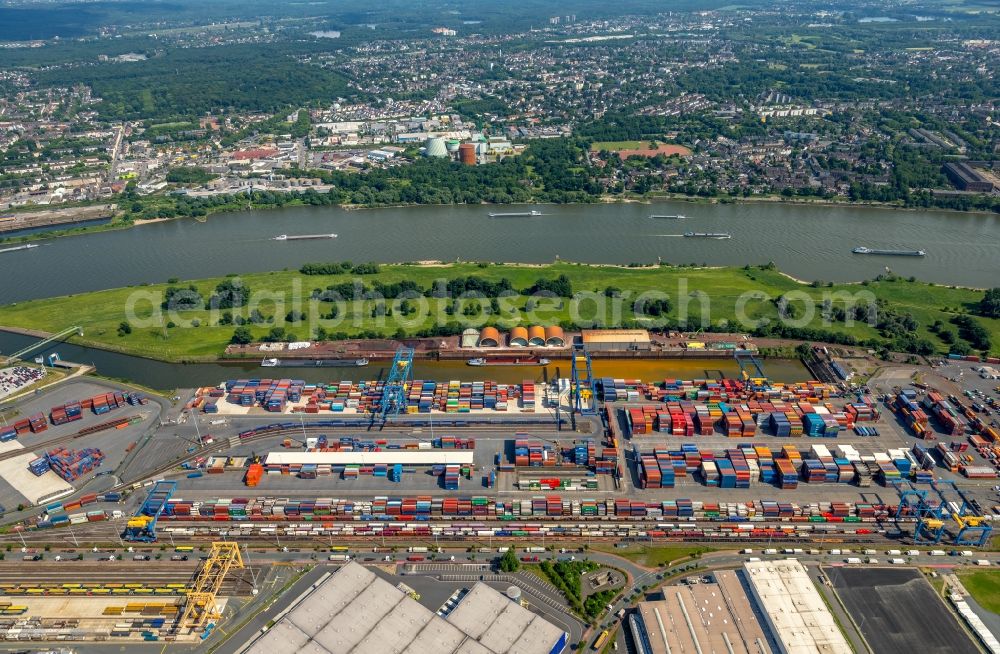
0;346;999;652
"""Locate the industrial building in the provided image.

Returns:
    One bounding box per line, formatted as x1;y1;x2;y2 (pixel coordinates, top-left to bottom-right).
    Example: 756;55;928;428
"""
425;138;449;158
471;326;565;348
543;326;565;346
631;570;771;654
461;328;481;348
509;327;529;347
477;327;501;347
743;560;852;654
581;329;652;352
458;142;478;166
241;562;568;654
944;162;999;193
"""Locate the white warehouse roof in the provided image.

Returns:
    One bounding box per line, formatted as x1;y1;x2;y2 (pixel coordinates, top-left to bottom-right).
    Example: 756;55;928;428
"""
240;562;567;654
743;559;852;654
264;450;475;466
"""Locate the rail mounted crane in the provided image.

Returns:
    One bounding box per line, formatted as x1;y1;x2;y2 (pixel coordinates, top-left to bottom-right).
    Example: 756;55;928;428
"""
376;347;414;424
893;479;992;547
176;541;244;633
570;344;596;416
123;480;176;542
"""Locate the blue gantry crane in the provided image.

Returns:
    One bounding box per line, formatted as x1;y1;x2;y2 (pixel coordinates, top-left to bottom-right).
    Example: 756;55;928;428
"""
377;347;414;422
930;480;993;547
570;344;596;415
123;480;177;542
893;479;992;547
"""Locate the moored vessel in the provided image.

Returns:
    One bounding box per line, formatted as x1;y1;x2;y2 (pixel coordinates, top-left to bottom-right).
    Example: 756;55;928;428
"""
467;356;551;366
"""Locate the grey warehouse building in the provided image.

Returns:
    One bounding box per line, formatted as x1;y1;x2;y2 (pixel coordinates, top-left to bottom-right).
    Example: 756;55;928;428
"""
240;562;568;654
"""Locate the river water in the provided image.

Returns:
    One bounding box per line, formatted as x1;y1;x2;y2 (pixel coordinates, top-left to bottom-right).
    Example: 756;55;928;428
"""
0;331;809;390
1;202;998;304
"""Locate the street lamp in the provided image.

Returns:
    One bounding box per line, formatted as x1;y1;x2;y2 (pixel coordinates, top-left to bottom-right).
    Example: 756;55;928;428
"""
191;409;202;444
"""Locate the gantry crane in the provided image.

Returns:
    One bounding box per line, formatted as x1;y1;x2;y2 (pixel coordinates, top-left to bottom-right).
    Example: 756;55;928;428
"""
123;480;176;542
932;480;993;547
570;344;596;416
735;350;768;390
893;479;993;547
376;347;414;423
177;541;244;633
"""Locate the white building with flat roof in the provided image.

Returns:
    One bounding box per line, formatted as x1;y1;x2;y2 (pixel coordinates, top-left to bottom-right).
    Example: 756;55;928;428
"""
240;562;567;654
743;559;852;654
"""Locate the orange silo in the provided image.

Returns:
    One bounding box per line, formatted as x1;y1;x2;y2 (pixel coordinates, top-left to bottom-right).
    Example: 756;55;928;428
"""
458;143;477;166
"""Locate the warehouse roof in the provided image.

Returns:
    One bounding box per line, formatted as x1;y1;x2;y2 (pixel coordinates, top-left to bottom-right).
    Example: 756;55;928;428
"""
635;570;770;654
264;451;475;466
743;559;851;654
241;562;567;654
581;329;650;344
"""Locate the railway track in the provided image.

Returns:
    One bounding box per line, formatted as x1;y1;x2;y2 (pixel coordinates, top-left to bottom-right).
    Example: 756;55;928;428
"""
1;522;888;547
117;422;560;490
0;414;144;464
0;562;253;595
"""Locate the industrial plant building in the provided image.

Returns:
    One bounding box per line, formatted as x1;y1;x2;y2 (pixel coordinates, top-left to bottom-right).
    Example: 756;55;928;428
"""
472;326;566;348
581;329;652;352
944;162;999;193
632;560;851;654
241;562;568;654
631;570;771;654
743;560;852;654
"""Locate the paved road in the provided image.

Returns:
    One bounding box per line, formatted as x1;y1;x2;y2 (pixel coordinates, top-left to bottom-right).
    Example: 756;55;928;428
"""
2;544;998;652
210;564;321;654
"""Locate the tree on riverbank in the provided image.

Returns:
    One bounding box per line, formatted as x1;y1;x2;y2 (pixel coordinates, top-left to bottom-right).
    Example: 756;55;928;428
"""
978;288;1000;319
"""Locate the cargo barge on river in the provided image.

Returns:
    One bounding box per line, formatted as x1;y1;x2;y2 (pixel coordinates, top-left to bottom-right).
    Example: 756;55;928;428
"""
852;246;925;257
467;357;551;367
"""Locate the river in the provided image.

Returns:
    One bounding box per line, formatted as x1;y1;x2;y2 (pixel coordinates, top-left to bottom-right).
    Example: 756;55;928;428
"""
0;331;809;390
1;201;998;304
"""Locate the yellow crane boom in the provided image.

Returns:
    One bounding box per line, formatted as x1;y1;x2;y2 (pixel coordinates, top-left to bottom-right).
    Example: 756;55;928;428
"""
177;542;244;632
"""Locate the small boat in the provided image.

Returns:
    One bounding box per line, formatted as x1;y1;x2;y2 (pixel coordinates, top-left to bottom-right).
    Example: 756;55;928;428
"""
261;358;279;367
467;357;551;366
272;233;337;241
852;246;925;257
0;243;40;254
488;210;543;217
650;214;686;219
684;232;731;239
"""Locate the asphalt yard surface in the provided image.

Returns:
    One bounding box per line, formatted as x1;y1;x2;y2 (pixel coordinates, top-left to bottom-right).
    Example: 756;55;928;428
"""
827;566;980;654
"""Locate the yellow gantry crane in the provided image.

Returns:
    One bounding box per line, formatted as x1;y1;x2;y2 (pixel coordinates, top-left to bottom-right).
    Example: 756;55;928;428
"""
177;542;244;632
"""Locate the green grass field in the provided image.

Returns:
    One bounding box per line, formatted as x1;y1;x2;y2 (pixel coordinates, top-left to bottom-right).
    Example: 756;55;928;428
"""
589;140;650;151
959;570;1000;614
591;544;715;567
0;262;996;362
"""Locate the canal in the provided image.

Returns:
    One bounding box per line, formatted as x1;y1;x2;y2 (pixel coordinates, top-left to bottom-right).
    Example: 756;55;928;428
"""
0;331;810;390
1;201;998;304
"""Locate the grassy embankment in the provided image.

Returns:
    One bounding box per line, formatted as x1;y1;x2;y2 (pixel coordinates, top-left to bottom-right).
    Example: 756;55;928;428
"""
0;262;996;362
958;570;1000;614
